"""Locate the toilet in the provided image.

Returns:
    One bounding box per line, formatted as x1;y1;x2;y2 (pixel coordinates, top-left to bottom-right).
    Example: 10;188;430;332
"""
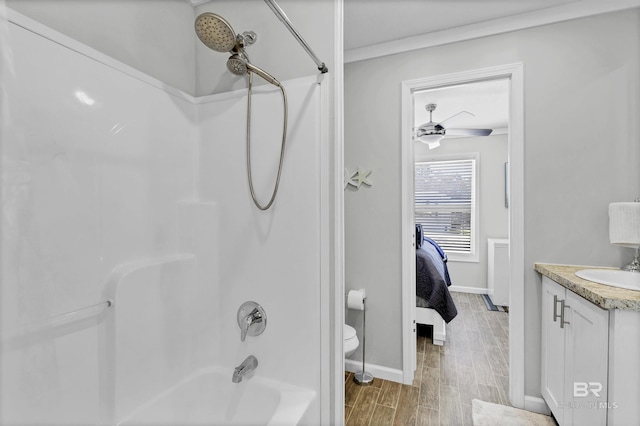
344;324;359;357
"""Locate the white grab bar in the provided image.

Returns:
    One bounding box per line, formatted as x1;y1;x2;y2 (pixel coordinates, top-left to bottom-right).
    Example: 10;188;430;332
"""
43;300;113;329
2;300;114;352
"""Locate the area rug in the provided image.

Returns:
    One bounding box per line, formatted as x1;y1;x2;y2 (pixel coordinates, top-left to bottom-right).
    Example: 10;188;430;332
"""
481;294;509;312
472;399;556;426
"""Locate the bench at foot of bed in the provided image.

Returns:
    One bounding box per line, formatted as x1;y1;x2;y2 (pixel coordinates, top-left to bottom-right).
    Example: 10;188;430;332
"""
416;306;446;346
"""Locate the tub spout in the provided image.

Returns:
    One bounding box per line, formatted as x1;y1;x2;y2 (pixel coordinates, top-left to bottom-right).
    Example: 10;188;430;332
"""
232;355;258;383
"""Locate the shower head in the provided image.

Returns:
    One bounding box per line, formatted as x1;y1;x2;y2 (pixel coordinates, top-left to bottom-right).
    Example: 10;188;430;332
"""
195;12;237;52
227;55;248;75
227;55;282;87
194;13;280;87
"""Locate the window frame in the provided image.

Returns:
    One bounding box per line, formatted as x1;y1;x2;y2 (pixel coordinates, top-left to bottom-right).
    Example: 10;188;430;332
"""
414;152;479;263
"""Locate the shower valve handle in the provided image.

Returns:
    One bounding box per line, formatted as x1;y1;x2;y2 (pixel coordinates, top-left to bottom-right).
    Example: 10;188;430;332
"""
237;301;267;342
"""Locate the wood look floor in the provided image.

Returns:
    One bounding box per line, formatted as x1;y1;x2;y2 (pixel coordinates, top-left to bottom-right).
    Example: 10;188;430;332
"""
344;292;510;426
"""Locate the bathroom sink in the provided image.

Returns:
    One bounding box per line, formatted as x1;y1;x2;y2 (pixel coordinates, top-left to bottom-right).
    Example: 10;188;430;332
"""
575;269;640;291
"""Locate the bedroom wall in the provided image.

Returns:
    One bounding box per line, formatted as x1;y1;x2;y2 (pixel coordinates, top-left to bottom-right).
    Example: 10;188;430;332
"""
344;8;640;400
415;134;509;291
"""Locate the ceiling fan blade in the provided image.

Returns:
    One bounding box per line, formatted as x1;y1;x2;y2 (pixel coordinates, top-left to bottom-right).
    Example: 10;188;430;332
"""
437;110;474;128
445;128;493;137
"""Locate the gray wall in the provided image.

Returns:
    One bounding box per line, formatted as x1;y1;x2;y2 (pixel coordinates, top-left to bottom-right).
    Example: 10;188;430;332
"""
345;9;640;399
7;0;197;95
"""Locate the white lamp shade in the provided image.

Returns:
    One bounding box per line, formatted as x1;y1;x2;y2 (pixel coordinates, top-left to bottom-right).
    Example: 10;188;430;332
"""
609;202;640;248
417;134;443;149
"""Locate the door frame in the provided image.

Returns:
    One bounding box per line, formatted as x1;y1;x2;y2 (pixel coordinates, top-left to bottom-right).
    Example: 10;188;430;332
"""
400;62;525;408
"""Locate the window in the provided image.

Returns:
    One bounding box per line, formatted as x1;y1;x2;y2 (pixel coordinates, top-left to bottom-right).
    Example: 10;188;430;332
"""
415;156;477;260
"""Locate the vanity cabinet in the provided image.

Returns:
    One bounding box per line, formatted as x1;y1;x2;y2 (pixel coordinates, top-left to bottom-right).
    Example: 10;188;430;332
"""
536;263;640;426
541;276;609;426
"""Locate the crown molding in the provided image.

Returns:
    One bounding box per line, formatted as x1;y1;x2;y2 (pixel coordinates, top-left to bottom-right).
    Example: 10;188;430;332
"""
345;0;640;63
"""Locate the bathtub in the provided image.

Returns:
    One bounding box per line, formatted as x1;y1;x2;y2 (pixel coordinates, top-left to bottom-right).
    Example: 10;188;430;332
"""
117;366;316;426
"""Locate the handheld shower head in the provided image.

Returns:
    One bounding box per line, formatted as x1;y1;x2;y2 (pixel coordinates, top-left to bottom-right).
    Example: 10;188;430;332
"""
227;55;282;87
226;55;248;75
195;13;286;210
195;12;237;52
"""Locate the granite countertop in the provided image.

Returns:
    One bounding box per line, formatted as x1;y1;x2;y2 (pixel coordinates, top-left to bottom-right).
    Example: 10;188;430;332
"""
534;263;640;311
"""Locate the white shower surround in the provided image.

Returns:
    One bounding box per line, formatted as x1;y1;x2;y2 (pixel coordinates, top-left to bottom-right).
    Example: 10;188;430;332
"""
1;9;328;424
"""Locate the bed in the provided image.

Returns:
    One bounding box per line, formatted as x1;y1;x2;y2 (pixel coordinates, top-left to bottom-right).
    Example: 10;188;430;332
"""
415;224;458;346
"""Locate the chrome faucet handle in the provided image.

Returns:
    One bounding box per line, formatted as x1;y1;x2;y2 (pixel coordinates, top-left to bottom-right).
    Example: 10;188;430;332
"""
240;308;261;341
237;301;267;342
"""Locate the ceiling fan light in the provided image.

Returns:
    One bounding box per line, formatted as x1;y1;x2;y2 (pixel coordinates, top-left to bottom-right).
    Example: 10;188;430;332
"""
417;133;443;149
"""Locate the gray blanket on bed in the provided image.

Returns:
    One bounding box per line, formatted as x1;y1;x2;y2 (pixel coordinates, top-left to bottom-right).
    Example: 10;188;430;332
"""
416;243;458;323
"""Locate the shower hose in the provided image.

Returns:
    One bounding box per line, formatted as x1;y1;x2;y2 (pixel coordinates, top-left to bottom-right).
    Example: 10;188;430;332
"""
245;72;288;211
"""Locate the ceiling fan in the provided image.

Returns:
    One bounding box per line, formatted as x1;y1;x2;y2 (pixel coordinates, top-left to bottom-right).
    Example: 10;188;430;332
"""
414;103;493;149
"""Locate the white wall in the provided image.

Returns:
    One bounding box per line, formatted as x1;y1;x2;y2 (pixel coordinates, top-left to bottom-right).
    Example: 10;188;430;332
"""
6;0;197;94
344;9;640;400
415;134;509;291
1;3;337;423
1;17;199;423
197;77;326;421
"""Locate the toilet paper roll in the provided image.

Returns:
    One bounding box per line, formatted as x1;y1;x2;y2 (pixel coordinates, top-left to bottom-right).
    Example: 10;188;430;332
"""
347;289;366;310
609;202;640;248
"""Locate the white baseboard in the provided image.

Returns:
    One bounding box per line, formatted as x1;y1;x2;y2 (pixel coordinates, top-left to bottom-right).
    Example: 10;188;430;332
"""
448;285;488;294
344;359;404;384
524;395;551;415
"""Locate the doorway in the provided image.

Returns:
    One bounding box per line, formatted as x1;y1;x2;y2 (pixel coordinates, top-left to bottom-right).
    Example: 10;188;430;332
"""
400;63;525;408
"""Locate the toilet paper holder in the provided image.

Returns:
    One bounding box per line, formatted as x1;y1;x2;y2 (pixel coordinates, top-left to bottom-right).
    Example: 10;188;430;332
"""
347;289;366;311
348;289;373;386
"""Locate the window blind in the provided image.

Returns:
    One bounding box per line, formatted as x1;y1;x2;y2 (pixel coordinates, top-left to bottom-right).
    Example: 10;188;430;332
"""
415;159;476;254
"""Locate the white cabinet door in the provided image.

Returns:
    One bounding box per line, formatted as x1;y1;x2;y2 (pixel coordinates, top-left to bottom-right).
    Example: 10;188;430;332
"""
563;289;609;426
541;276;610;426
541;277;567;423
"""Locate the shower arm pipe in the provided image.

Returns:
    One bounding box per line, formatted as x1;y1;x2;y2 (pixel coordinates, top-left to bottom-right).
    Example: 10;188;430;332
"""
263;0;328;74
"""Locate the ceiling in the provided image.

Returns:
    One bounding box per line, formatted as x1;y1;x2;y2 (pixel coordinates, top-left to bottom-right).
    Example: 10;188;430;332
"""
413;79;510;139
343;0;640;64
190;1;639;54
343;0;579;51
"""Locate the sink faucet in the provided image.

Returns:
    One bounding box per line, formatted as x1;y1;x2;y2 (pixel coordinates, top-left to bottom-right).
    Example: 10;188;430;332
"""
232;355;258;383
240;307;263;342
